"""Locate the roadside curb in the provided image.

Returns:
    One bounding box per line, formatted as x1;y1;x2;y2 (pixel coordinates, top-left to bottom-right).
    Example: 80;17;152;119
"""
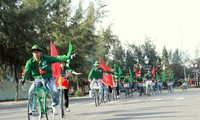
0;95;91;109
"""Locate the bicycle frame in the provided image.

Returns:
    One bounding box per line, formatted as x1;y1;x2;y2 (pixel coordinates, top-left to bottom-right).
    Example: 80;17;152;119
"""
33;87;49;114
58;85;66;118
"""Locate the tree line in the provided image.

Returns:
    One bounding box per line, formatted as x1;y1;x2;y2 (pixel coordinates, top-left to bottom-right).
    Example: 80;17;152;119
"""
1;0;200;100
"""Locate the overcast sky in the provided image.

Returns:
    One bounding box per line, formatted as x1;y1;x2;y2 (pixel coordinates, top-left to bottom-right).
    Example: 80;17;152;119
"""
73;0;200;58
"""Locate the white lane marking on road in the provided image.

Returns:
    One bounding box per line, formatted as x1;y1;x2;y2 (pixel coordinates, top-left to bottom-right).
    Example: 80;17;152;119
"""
128;99;142;103
86;102;95;105
151;98;163;101
174;97;184;100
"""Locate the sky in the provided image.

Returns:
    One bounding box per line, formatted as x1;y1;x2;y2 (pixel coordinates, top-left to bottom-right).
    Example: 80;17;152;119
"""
103;0;200;58
73;0;200;58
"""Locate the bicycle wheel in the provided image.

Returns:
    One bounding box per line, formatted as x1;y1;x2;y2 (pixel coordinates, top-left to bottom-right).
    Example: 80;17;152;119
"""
125;88;128;98
60;89;65;118
28;93;42;120
130;89;133;98
46;92;54;120
107;90;111;102
97;89;101;106
94;89;99;107
100;87;103;103
112;88;117;101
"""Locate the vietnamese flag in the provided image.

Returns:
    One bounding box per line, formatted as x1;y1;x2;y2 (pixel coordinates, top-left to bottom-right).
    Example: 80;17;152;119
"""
135;70;139;77
21;67;25;77
152;66;156;80
99;58;113;87
50;41;69;89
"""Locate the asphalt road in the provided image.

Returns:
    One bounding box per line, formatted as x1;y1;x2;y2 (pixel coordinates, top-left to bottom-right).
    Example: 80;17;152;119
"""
1;88;200;120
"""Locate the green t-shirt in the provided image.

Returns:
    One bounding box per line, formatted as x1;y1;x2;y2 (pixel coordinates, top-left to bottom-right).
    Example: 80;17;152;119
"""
88;68;104;80
136;76;143;82
145;73;152;80
124;77;130;83
23;54;69;80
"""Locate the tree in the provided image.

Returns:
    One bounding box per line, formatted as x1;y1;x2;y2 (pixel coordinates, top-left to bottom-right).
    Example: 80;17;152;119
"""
161;46;170;82
141;36;159;67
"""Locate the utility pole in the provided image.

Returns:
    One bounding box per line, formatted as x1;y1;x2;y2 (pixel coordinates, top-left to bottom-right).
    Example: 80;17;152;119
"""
180;26;187;80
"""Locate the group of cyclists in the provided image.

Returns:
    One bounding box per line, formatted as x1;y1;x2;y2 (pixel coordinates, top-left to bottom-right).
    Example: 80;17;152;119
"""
19;43;190;119
88;61;191;103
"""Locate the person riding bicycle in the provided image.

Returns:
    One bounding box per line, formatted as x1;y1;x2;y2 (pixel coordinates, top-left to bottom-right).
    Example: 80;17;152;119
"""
88;61;113;102
88;61;104;98
137;73;145;96
167;73;174;93
60;60;82;112
123;73;132;97
20;44;71;115
144;69;153;96
113;73;121;99
156;75;163;94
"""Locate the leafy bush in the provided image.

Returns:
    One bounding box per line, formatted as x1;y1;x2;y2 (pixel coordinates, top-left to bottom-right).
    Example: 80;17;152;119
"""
75;90;83;97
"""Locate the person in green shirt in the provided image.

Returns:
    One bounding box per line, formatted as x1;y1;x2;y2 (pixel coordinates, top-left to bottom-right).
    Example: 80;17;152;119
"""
144;69;153;96
88;61;113;101
113;72;121;99
123;73;132;97
20;44;71;115
88;61;104;99
167;74;174;93
60;61;81;112
156;75;163;94
136;73;145;96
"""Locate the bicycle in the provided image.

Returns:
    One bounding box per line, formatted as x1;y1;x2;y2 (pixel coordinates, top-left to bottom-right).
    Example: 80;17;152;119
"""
145;79;152;96
123;83;130;98
90;79;101;107
167;81;174;93
101;83;111;102
26;79;55;120
112;82;117;101
182;81;189;92
58;86;66;118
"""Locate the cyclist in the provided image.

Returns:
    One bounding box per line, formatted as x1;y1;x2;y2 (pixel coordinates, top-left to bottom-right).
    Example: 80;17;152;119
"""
88;61;113;102
137;72;145;96
156;75;163;94
167;74;174;93
20;44;71;115
123;73;132;98
60;60;82;112
88;61;104;99
144;69;152;96
113;74;120;99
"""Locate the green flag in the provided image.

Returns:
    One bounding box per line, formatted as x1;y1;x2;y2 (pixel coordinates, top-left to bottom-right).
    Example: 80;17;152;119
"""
161;72;166;82
156;72;159;81
118;66;122;75
114;64;117;72
66;42;73;57
129;68;133;82
66;43;73;64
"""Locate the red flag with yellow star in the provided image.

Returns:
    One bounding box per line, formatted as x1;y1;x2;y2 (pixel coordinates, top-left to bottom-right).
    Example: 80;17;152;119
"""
99;57;113;87
50;41;68;89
